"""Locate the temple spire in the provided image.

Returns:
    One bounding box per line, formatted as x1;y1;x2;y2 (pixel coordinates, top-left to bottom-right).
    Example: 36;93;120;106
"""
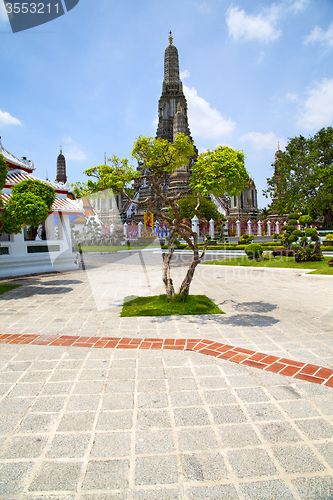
56;146;67;183
169;30;173;45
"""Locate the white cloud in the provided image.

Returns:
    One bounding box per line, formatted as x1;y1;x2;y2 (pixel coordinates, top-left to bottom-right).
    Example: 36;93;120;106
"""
285;92;298;102
63;137;88;161
183;85;236;140
0;110;21;126
304;21;333;48
289;0;309;12
198;2;211;14
226;5;281;42
297;78;333;129
239;131;285;150
257;50;265;64
180;69;190;80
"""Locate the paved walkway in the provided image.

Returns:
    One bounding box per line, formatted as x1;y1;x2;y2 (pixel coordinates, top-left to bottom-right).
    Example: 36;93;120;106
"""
0;253;333;499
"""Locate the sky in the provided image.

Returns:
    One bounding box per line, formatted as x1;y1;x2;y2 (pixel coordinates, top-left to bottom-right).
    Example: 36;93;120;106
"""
0;0;333;208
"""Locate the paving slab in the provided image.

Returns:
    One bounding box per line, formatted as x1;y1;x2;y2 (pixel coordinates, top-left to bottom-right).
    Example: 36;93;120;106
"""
0;253;333;498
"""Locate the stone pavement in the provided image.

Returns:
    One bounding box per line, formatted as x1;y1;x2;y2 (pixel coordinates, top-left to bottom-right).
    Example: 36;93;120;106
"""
0;251;333;499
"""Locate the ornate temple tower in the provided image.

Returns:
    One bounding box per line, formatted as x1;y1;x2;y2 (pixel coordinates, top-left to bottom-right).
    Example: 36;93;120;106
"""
156;32;193;144
56;147;67;183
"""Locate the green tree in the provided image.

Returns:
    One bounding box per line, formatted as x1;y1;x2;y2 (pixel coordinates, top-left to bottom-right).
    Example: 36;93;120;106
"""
132;136;248;297
265;127;333;227
177;194;220;222
2;179;55;237
71;156;139;198
0;154;8;234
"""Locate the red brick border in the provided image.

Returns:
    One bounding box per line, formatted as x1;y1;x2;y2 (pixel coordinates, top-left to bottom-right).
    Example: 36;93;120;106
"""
1;333;332;388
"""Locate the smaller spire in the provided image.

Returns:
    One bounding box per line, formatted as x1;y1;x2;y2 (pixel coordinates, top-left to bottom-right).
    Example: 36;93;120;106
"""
168;30;173;45
277;141;280;150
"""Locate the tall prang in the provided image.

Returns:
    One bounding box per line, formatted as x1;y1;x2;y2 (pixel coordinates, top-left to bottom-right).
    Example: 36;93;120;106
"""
156;32;193;143
133;33;197;217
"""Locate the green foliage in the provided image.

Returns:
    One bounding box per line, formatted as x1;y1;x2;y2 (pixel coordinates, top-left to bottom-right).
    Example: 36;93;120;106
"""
265;127;333;226
71;156;140;197
299;215;313;226
177;194;220;221
3;192;48;234
132;134;195;175
245;243;264;259
0;153;7;192
0;153;8;231
0;283;21;295
239;234;254;243
1;179;55;235
298;252;323;262
190;145;248;197
11;179;55;210
325;233;333;240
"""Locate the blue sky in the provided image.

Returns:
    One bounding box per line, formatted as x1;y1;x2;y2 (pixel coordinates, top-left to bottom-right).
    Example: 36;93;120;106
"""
0;0;333;208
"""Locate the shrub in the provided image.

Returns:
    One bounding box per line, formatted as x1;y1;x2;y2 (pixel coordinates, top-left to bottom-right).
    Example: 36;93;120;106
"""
239;234;254;244
245;243;264;259
328;258;333;267
325;233;333;240
298;252;323;262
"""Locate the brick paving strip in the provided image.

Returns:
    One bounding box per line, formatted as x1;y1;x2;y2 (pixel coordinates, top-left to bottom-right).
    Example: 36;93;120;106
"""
1;333;333;388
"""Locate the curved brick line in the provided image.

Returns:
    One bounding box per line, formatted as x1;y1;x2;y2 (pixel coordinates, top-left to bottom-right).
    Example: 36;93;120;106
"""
1;333;333;388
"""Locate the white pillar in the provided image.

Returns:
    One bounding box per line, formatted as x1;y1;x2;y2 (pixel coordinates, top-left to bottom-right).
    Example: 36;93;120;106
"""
138;221;143;237
223;221;228;238
10;231;26;257
257;220;262;236
209;219;215;238
275;221;280;235
191;215;199;235
267;220;272;237
45;213;56;240
123;222;128;238
236;220;241;238
247;220;252;235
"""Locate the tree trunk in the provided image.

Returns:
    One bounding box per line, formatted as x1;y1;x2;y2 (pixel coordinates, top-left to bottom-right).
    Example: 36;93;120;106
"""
178;249;200;297
162;228;175;297
178;222;209;297
323;208;333;228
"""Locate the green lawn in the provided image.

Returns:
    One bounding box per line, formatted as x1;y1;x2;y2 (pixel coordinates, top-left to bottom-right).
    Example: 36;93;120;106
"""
0;284;21;295
81;243;161;253
204;255;333;275
121;294;224;317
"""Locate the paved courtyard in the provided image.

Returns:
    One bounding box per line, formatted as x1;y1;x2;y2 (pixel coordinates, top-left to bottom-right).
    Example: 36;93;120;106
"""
0;250;333;499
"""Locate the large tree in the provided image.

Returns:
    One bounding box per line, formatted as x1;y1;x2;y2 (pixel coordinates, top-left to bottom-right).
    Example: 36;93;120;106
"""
265;127;333;227
2;179;55;237
131;136;248;297
76;134;248;297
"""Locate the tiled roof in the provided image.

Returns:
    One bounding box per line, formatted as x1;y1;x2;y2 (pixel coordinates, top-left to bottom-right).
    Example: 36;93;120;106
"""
0;192;82;213
5;171;69;192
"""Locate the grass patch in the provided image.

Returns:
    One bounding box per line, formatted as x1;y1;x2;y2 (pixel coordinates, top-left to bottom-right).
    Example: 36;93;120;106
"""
81;242;161;253
121;294;224;317
0;284;21;295
204;255;333;275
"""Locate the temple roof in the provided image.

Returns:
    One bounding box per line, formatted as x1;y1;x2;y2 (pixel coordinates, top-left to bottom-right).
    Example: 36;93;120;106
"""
0;137;35;172
0;191;82;214
4;170;69;192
